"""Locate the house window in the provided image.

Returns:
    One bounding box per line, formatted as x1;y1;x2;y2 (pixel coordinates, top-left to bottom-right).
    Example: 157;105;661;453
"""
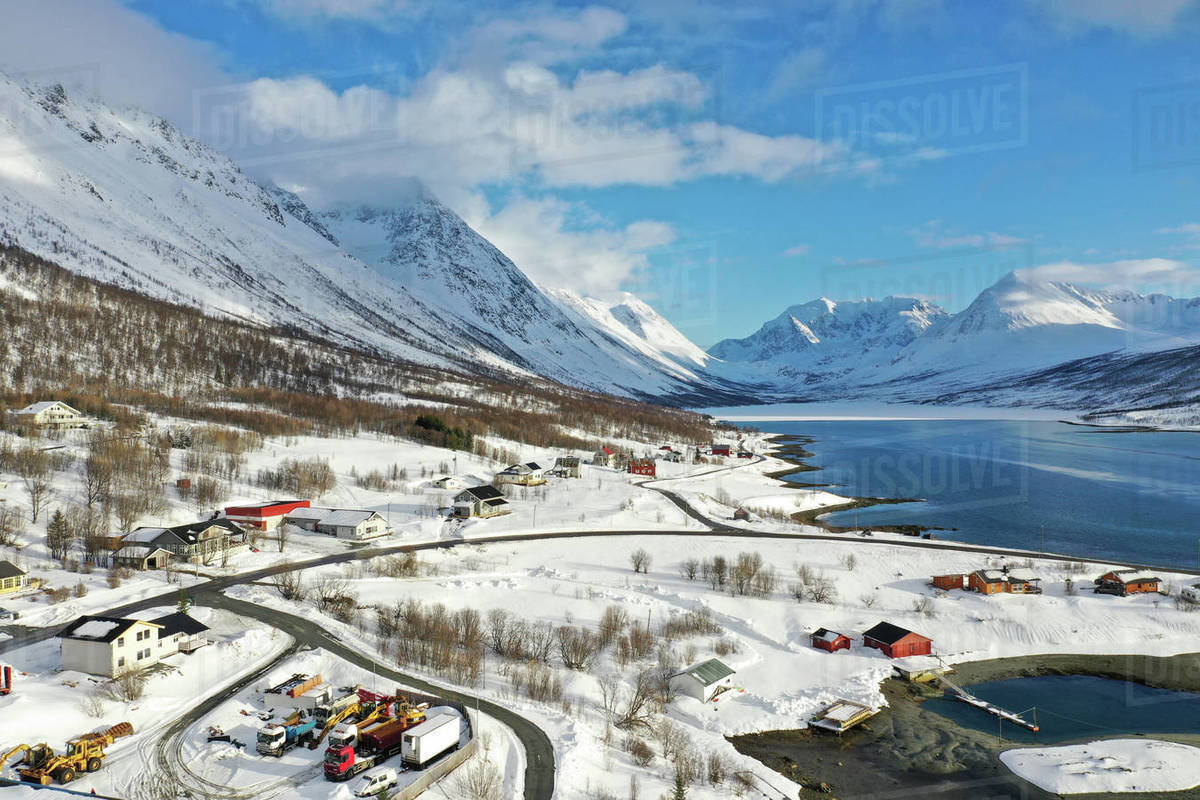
117;637;124;647
117;657;125;668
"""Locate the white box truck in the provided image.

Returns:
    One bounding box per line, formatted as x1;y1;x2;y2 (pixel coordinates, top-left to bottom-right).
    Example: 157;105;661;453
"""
400;713;459;767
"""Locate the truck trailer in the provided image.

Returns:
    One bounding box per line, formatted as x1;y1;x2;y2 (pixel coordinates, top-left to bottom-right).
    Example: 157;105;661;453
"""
256;716;317;757
324;713;424;781
401;713;460;768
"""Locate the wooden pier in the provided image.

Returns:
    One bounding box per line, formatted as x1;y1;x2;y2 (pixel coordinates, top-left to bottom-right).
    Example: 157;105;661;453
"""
937;675;1039;732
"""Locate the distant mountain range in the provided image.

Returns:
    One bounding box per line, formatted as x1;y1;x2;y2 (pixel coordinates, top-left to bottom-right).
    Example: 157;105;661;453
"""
1;72;1198;419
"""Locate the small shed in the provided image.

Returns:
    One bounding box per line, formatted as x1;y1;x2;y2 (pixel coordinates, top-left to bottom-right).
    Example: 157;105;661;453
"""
711;444;732;457
810;627;851;653
732;508;751;522
669;658;736;702
931;574;966;591
862;622;932;659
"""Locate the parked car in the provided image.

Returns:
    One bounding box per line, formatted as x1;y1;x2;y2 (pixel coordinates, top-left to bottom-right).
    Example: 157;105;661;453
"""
0;607;19;622
353;766;399;797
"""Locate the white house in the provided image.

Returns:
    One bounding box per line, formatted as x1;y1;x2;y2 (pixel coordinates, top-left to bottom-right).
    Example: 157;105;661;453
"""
57;616;165;677
57;613;210;676
431;476;466;490
668;658;736;702
494;462;546;486
12;401;87;429
592;446;617;468
153;612;210;656
551;456;581;478
281;507;389;540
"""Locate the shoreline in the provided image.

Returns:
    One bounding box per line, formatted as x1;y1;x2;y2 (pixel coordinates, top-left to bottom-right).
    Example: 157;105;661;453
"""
730;651;1200;800
764;433;938;537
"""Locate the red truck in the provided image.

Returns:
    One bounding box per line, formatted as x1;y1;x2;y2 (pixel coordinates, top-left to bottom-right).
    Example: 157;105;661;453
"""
323;710;425;781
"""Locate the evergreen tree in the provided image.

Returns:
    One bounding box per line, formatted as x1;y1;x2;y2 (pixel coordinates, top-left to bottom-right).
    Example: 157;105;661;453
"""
45;508;72;561
671;772;687;800
177;589;193;616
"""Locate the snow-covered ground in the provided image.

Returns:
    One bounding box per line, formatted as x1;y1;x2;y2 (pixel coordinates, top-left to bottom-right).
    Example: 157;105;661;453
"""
1000;739;1200;794
224;526;1200;800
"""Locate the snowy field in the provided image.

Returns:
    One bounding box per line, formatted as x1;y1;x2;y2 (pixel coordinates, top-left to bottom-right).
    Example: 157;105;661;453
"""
224;529;1200;800
1000;739;1200;794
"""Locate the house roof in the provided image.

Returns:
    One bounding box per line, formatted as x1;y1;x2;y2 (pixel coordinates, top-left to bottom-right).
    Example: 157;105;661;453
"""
811;627;847;642
284;507;332;522
523;462;542;471
57;615;161;643
598;446;615;455
322;509;380;527
863;621;925;646
675;658;735;686
0;560;26;579
458;485;503;501
225;500;307;515
1104;569;1160;584
974;569;1007;583
15;400;80;416
125;527;168;544
113;546;171;560
1006;568;1040;582
152;612;210;637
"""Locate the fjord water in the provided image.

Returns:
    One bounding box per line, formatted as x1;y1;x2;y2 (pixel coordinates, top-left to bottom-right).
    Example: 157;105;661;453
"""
759;419;1200;568
922;676;1200;743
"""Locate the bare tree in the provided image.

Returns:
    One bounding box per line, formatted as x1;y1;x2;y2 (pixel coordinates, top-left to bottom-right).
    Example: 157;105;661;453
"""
192;475;223;513
679;558;699;581
273;567;307;601
442;754;503;800
14;445;53;522
630;548;651;574
0;504;24;547
556;625;600;670
613;669;656;730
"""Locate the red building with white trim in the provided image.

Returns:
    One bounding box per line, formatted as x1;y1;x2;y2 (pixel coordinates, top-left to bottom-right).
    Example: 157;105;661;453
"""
862;622;932;659
224;500;310;531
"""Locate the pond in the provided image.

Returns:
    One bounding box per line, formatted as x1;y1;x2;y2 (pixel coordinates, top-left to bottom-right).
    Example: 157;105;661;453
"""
922;675;1200;744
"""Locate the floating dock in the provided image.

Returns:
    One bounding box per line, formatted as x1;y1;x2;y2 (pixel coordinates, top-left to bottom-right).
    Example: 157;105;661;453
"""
811;699;879;733
937;675;1039;732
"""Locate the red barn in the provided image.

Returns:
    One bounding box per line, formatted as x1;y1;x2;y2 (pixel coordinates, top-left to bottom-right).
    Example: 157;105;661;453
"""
224;499;310;531
931;574;966;591
810;628;851;653
711;444;731;457
862;622;932;659
627;458;657;477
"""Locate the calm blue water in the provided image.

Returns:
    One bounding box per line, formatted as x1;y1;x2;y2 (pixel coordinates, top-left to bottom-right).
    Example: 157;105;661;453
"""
923;676;1200;743
750;419;1200;568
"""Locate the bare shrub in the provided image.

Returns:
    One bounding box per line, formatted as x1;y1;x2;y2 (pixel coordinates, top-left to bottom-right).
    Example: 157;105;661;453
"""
273;568;307;601
627;738;654;766
679;558;700;581
860;591;879;609
841;553;858;571
630;548;651;574
598;605;630;649
913;596;935;617
101;669;148;702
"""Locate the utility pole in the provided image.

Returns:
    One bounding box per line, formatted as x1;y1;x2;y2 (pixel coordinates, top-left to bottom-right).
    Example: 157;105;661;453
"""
1041;525;1045;553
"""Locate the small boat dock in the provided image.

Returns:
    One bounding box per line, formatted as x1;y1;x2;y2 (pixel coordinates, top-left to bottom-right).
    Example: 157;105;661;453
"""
937;674;1039;732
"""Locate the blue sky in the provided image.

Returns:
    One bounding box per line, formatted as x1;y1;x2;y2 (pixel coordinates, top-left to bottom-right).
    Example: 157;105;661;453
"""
6;0;1200;346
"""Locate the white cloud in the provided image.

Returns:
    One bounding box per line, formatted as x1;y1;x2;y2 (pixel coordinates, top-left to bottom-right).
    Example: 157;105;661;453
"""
252;0;420;20
908;220;1026;250
0;0;228;125
782;244;811;257
1157;223;1200;236
465;194;676;297
1017;258;1200;292
1028;0;1197;36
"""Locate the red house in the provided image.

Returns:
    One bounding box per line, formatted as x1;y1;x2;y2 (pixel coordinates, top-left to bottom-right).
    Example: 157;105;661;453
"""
711;444;731;457
862;622;932;659
224;499;310;531
810;628;851;653
627;458;656;477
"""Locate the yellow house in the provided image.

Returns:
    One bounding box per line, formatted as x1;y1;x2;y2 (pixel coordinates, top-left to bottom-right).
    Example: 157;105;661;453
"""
0;560;28;595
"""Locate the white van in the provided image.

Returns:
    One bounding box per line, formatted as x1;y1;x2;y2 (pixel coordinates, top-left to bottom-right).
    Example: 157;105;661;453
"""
353;766;399;797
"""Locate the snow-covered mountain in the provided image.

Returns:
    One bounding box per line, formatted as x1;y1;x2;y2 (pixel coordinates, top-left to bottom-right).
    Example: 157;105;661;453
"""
0;74;726;401
709;296;949;386
712;271;1200;406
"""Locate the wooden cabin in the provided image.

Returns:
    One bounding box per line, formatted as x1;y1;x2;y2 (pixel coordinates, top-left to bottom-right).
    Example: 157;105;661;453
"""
810;628;851;653
862;622;932;659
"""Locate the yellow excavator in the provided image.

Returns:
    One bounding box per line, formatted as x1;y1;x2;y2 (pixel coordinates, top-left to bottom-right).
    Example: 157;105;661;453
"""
0;722;133;785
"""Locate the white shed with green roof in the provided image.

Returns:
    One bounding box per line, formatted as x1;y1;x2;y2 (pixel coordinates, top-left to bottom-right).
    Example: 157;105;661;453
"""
669;658;736;702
